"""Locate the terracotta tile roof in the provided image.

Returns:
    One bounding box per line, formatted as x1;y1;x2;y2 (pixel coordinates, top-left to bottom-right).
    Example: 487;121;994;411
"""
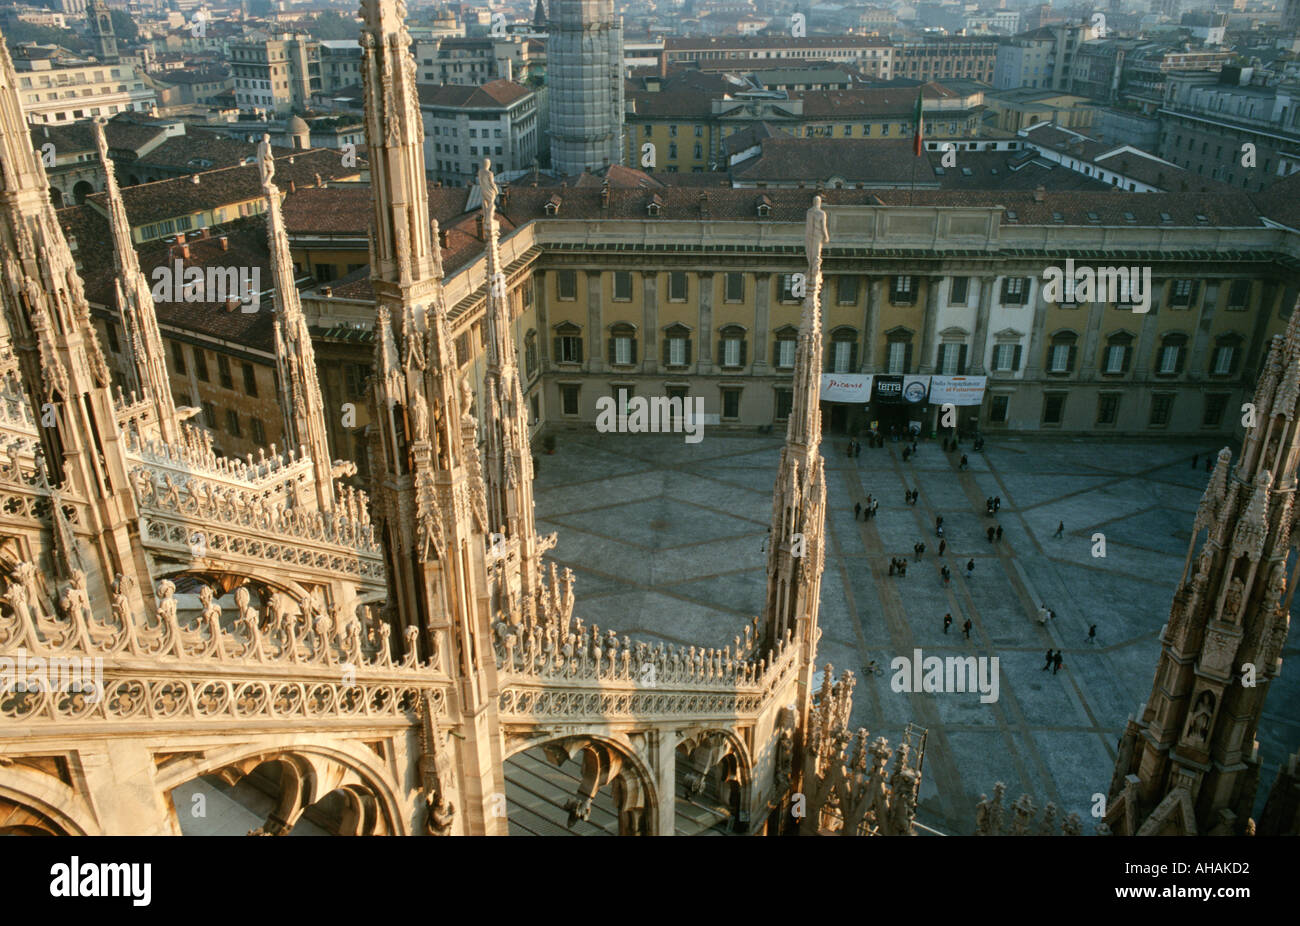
127;130;287;173
1254;171;1300;231
665;35;890;50
62;211;278;351
282;185;471;236
416;79;533;109
82;148;362;228
793;84;964;117
732;138;930;185
28;116;167;157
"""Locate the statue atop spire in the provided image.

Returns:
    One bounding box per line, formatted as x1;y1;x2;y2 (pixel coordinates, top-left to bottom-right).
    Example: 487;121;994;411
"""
259;134;337;512
93;118;181;445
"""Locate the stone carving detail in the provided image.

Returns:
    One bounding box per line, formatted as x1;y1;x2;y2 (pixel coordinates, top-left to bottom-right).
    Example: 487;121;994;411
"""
974;783;1082;836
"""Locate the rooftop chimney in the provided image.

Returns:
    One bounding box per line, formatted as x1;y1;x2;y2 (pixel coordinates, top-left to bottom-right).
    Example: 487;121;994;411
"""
180;242;191;258
218;235;229;251
288;179;296;193
475;214;484;238
440;227;450;248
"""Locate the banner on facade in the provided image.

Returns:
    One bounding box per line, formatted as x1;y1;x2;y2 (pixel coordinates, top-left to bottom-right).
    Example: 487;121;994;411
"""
874;375;930;404
929;375;987;406
820;374;873;403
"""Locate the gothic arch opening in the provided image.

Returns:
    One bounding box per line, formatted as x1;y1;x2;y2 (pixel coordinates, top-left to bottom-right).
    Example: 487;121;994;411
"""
0;795;69;835
503;736;654;835
71;181;95;205
676;730;751;834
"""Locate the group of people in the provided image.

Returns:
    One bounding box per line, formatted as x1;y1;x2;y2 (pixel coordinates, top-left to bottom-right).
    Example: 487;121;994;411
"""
1041;649;1065;674
942;613;974;638
854;495;879;520
845;439;864;458
986;525;1004;543
985;496;1001;516
901;440;920;462
904;488;919;505
912;541;927;560
888;557;909;577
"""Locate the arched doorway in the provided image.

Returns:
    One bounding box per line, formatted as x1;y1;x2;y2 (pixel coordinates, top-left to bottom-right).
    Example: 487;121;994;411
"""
72;181;95;204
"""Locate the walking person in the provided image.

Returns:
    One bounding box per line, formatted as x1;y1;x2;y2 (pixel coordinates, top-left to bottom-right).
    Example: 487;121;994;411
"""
855;501;862;521
944;613;953;634
888;559;896;576
899;559;907;577
871;500;879;519
986;526;995;543
994;496;1001;513
962;618;972;640
1037;604;1050;626
941;565;951;586
917;542;926;560
936;515;944;532
995;525;1003;542
959;454;968;471
1052;651;1063;674
1054;521;1064;538
854;441;862;459
966;558;975;578
1041;648;1054;671
1087;624;1097;645
938;538;946;556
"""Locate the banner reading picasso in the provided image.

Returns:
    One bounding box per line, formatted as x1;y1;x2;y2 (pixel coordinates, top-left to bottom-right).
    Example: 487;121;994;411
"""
820;374;872;402
929;375;987;406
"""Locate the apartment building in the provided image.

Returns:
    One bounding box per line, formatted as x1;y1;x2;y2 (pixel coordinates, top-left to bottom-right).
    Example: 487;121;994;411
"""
10;49;156;124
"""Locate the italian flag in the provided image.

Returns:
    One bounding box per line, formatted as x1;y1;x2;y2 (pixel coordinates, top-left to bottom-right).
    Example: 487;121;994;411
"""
913;92;924;157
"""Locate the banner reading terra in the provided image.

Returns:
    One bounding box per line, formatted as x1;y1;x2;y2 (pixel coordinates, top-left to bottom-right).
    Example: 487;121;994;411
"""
820;374;873;402
929;375;988;406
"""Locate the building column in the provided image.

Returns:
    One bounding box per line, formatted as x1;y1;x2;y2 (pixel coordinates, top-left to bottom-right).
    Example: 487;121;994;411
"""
1023;286;1051;378
753;272;771;373
80;739;180;835
534;271;549;367
1188;284;1217;382
654;730;676;836
860;276;879;373
1077;299;1106;381
697;271;713;374
969;275;995;375
642;271;658;375
917;276;942;374
586;270;603;373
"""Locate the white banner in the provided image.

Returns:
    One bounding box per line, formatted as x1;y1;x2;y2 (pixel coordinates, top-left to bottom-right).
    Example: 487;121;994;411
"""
820;374;872;403
929;375;987;406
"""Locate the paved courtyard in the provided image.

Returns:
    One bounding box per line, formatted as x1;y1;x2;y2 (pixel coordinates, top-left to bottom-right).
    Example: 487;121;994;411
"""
532;428;1300;835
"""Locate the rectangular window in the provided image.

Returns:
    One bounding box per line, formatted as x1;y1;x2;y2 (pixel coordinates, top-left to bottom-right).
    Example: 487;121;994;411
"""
1042;393;1065;425
1049;344;1070;373
779;274;799;302
104;323;120;353
613;335;633;365
888;341;906;373
346;364;366;399
218;355;233;389
1170;279;1198;307
725;272;744;302
1227;280;1249;310
557;334;582;363
242;362;258;396
171;341;186;374
1150;394;1174;426
837;276;859;305
1096;394;1119;425
668;337;686;366
777;339;796;369
202;401;216;428
993;344;1015;372
613;271;633;301
250;418;266;444
1213;345;1234;375
193;348;209;382
226;409;242;437
939;343;961;375
949;276;970;305
557;270;577;300
722;388;741;420
561;384;579;416
1158;345;1179;374
1104;344;1125;374
1203;394;1228;427
1001;277;1027;305
832;341;853;373
668;271;687;302
891;276;915;304
989;394;1009;422
723;338;741;367
774;388;793;420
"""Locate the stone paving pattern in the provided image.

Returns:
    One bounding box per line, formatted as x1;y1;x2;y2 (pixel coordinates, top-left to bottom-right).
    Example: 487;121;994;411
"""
533;429;1300;835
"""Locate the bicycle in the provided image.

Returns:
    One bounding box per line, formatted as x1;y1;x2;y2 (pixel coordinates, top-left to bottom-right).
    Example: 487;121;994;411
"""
861;660;884;677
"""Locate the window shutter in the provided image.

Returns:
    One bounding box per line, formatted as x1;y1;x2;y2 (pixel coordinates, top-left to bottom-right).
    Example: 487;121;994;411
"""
1190;281;1200;304
663;337;672;366
608;337;616;365
1229;346;1239;375
935;344;946;369
1012;345;1022;370
1121;345;1131;372
684;339;692;365
1067;345;1077;372
575;338;583;363
739;339;747;367
774;340;781;367
903;343;913;372
554;336;563;361
958;344;968;373
1210;346;1221;375
718;339;726;365
629;338;637;364
1175;345;1186;374
849;343;859;370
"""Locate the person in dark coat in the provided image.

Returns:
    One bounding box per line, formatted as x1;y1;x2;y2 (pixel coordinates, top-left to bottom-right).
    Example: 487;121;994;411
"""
1042;648;1054;671
966;558;975;577
986;526;995;543
1052;651;1063;674
962;619;972;639
944;613;953;634
959;454;969;470
938;539;946;556
995;525;1003;541
855;501;862;520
